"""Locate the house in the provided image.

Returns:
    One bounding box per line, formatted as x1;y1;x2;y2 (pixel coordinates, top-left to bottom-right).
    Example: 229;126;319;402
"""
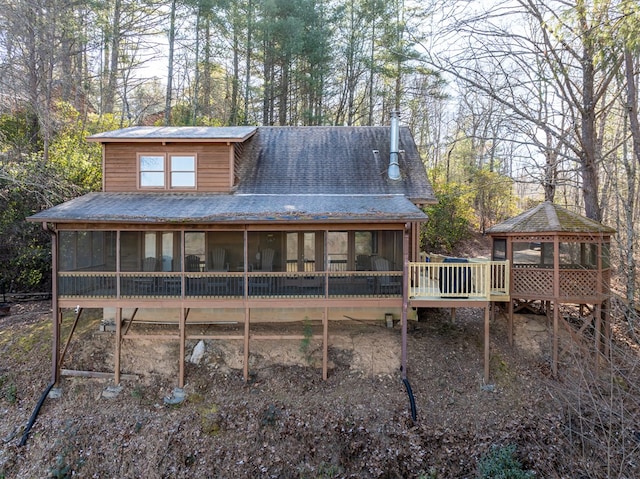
29;113;450;391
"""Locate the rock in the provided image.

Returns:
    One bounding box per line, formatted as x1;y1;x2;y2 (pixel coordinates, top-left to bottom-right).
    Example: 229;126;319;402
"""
163;387;186;405
102;385;123;399
190;340;206;364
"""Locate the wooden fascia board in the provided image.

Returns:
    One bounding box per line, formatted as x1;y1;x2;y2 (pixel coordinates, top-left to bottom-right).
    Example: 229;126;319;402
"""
86;129;257;144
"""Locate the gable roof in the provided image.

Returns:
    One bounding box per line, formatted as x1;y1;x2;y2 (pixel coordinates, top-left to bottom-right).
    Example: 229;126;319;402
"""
235;126;435;204
486;201;616;235
30;125;434;225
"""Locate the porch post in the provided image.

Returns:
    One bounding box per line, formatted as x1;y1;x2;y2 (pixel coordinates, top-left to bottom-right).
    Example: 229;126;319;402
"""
243;229;250;381
401;225;409;380
46;222;60;386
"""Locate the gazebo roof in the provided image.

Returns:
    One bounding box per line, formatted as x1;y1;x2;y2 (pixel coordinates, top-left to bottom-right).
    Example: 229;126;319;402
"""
486;201;616;235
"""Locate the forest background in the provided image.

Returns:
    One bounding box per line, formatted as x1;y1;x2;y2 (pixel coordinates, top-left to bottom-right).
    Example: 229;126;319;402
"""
1;0;640;328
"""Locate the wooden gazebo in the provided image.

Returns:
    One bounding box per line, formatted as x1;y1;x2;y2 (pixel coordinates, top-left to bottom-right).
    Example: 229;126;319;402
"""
486;202;616;375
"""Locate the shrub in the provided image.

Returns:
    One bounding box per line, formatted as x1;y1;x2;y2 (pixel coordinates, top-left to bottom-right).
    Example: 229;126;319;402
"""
477;444;534;479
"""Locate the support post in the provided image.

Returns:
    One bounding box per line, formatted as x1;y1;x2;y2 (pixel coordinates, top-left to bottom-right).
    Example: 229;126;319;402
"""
322;306;328;380
552;237;560;377
552;304;559;378
604;299;611;359
401;226;409;380
508;299;514;347
594;302;602;371
244;308;250;381
115;308;122;385
243;228;250;381
53;309;61;386
179;307;186;388
484;305;490;383
46;223;60;386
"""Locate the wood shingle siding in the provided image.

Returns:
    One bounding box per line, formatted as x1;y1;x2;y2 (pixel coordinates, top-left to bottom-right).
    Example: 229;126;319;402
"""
103;142;233;192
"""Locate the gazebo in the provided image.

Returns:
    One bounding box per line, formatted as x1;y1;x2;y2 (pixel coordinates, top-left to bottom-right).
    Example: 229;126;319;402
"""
486;202;616;376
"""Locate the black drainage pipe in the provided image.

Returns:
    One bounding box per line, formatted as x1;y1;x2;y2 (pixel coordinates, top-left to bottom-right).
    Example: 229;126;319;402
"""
19;381;55;447
402;377;417;422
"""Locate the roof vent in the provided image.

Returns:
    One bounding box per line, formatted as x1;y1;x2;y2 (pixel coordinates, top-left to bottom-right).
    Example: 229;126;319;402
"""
388;111;401;180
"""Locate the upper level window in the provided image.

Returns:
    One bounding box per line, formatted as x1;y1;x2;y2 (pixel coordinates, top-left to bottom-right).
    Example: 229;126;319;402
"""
139;153;196;189
140;155;165;188
171;155;196;187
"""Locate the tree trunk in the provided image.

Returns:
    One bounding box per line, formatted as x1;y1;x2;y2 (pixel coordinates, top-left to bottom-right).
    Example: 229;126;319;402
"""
103;0;122;114
164;0;176;126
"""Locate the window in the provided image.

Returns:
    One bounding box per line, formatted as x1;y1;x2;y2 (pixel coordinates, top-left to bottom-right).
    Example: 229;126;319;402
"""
140;155;165;187
171;155;196;187
139;153;196;189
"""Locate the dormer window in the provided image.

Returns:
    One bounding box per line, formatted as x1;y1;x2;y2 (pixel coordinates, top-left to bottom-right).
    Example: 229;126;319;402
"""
170;155;196;188
138;153;197;189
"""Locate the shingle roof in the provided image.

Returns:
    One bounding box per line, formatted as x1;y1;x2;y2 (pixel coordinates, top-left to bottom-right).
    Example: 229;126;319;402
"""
87;126;257;142
486;201;616;234
236;126;435;204
31;125;434;225
28;192;427;224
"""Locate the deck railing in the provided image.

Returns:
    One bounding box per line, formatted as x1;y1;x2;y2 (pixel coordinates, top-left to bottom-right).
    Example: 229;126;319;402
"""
408;260;509;300
57;260;510;302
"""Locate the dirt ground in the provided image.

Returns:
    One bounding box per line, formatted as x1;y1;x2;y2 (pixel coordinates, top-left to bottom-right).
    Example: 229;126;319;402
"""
0;298;638;478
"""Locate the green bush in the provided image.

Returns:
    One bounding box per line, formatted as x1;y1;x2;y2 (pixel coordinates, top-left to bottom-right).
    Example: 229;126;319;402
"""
421;182;474;253
477;444;534;479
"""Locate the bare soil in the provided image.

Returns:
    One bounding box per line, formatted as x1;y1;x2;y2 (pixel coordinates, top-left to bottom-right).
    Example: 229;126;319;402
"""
2;264;640;479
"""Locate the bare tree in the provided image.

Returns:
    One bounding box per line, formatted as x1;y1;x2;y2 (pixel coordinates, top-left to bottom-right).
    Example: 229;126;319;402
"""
421;0;625;221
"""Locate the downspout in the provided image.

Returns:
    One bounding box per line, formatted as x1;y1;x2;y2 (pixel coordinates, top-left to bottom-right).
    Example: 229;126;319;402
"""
20;222;58;446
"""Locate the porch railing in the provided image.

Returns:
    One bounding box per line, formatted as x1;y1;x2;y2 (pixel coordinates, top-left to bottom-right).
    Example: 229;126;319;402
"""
57;260;510;301
57;270;402;300
409;260;509;300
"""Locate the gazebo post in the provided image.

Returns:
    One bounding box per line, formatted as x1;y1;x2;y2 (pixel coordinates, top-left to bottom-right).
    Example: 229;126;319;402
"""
594;302;602;370
552;304;559;377
507;299;514;347
552;236;560;377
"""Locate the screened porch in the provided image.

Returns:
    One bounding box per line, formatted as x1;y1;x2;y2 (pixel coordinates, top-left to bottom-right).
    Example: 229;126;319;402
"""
56;228;405;301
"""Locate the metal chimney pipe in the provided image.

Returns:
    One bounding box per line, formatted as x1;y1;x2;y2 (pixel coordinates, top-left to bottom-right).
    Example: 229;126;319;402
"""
388;110;401;180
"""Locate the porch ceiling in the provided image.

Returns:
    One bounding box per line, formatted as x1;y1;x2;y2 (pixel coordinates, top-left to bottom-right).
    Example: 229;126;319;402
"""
27;192;428;224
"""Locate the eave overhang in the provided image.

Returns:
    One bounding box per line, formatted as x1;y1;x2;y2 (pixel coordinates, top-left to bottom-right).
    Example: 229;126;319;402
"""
27;192;428;225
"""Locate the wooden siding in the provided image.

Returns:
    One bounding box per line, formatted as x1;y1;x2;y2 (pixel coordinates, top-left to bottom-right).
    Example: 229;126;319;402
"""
103;142;233;192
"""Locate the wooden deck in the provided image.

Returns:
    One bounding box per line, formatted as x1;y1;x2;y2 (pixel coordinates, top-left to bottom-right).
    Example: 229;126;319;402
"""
57;260;510;306
52;259;511;389
409;260;510;306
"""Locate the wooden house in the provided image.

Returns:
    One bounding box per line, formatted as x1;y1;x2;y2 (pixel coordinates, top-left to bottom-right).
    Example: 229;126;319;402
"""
29;117;511;393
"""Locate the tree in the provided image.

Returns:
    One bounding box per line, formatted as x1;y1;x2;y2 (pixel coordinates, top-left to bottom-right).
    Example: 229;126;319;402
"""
422;0;624;221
